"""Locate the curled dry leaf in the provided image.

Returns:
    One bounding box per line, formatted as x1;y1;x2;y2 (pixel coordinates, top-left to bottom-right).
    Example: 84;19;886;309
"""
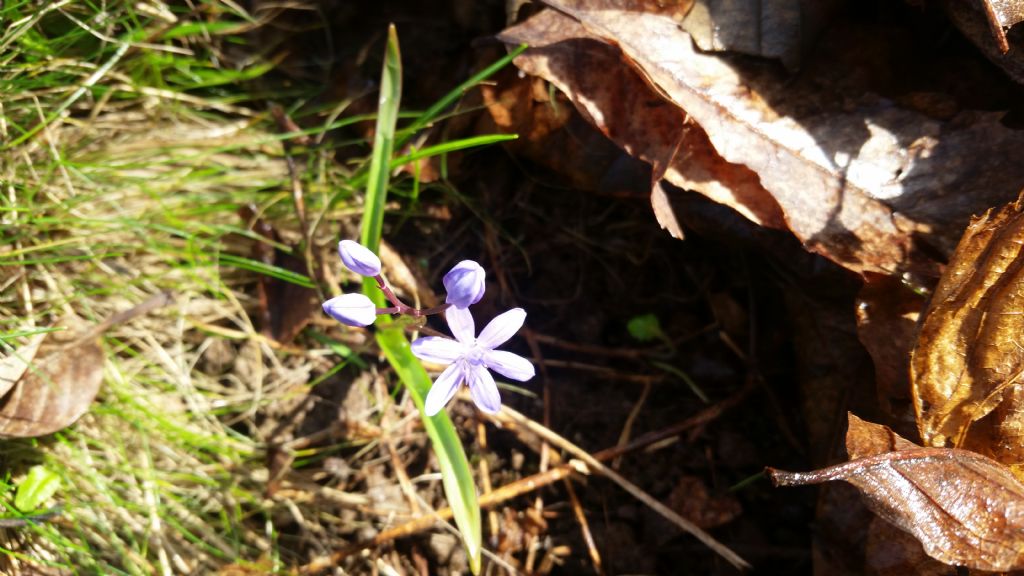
910;195;1024;465
0;329;104;438
0;332;46;398
768;414;1024;572
865;516;955;576
507;3;1024;275
498;8;786;231
0;293;172;438
679;0;839;69
943;0;1024;77
855;276;924;433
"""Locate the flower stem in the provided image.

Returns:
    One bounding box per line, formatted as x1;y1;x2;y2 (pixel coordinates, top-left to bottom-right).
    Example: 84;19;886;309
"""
373;274;451;318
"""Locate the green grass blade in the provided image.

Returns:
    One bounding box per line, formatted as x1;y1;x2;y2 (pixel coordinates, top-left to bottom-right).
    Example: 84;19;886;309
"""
396;44;527;149
356;25;483;574
350;133;518;191
359;24;402;258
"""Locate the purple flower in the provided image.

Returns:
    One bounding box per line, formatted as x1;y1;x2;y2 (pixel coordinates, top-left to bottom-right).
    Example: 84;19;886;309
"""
338;240;381;277
323;293;377;327
411;306;534;415
443;260;485;309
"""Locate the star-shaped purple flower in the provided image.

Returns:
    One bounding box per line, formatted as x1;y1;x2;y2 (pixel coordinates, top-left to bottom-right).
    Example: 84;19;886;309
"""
411;306;535;415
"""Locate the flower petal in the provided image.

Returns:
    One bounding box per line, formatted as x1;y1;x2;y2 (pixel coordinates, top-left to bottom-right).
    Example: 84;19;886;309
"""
484;350;535;381
338;240;382;277
410;336;464;365
322;293;377;327
443;260;486;308
445;306;476;344
467;365;501;414
477;308;526;349
424;363;464;416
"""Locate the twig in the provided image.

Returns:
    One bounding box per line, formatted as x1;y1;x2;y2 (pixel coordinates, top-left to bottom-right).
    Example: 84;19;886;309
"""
496;406;750;570
536;359;663;383
75;291;174;344
613;380;651;470
476;421;500;545
0;507;62;528
523;329;659;360
377;377;421;516
522;320;551;574
272;106;324;302
563;478;603;575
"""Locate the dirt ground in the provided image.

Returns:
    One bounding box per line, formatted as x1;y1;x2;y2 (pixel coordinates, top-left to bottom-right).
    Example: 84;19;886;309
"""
234;1;1019;573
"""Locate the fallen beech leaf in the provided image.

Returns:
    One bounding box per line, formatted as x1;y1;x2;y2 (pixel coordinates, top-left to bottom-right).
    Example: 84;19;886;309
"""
511;4;1024;275
865;516;955;576
768;414;1024;571
942;0;1024;89
498;9;786;230
478;67;635;193
0;294;171;438
680;0;839;69
0;332;46;398
945;0;1024;57
984;0;1024;31
0;334;104;438
910;196;1024;463
845;413;919;458
855;276;924;432
651;181;685;239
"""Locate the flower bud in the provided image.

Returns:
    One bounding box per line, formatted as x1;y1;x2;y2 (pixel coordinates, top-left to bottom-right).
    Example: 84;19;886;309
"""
338;240;381;277
323;293;377;327
443;260;486;309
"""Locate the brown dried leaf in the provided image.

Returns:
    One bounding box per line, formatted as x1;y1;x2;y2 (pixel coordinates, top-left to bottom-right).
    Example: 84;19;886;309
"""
510;4;1024;275
679;0;839;69
667;475;741;529
856;276;924;433
0;332;46;398
0;295;171;438
651;180;685;239
0;336;104;438
498;9;786;230
241;206;319;344
477;66;640;193
864;516;955;576
988;0;1024;29
910;196;1024;464
769;414;1024;572
945;0;1024;59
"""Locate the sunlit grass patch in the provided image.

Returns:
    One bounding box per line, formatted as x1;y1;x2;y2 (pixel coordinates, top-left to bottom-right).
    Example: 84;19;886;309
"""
0;2;330;572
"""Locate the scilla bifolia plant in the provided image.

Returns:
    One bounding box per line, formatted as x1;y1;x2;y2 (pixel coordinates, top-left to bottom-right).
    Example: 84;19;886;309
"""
324;240;535;415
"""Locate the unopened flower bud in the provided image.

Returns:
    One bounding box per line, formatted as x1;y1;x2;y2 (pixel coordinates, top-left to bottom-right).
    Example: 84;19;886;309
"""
338;240;381;277
443;260;486;309
323;293;377;327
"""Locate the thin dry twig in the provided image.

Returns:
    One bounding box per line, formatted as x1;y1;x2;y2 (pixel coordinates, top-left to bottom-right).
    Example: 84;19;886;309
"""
613;379;651;470
523;328;659;360
497;405;750;570
537;358;663;383
563;477;603;575
476;421;501;545
377;376;421;516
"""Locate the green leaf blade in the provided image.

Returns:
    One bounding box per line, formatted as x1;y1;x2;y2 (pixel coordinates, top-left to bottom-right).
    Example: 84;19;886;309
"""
15;465;61;513
376;329;482;573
